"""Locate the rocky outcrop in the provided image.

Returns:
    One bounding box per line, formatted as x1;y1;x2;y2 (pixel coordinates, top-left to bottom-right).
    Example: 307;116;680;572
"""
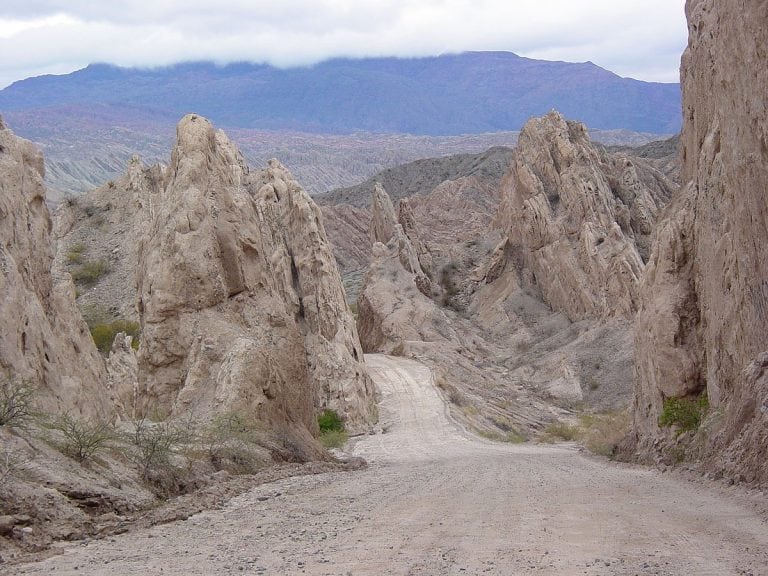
632;0;768;483
358;184;446;352
319;204;371;276
135;114;376;434
0;117;109;419
496;111;674;321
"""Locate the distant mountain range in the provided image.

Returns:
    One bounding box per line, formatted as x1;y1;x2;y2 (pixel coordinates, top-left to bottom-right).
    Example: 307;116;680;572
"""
0;52;680;135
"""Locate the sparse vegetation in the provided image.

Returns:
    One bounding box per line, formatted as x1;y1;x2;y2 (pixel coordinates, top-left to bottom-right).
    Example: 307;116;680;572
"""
658;393;709;435
435;373;467;407
89;319;141;353
318;409;344;433
538;411;629;457
318;429;349;448
65;242;86;264
0;378;35;427
70;258;109;286
204;410;266;473
0;447;29;486
578;411;629;457
541;421;580;442
439;262;462;310
317;409;347;449
49;414;114;462
128;418;186;479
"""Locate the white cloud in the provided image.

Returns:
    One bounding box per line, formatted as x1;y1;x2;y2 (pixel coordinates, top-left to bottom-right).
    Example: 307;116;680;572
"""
0;0;688;88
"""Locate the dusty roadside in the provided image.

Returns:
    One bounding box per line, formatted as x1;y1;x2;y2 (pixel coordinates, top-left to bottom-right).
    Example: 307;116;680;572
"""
5;355;768;575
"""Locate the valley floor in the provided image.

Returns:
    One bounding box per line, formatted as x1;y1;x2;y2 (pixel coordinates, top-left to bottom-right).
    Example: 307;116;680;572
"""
6;355;768;575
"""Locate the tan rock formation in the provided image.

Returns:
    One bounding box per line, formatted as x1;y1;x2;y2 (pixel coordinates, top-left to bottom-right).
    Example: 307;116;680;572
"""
397;197;435;279
632;0;768;483
0;117;109;419
135;114;375;434
497;111;674;322
358;184;449;351
319;204;371;276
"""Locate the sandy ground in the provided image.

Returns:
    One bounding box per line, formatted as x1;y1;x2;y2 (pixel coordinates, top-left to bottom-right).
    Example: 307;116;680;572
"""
6;355;768;576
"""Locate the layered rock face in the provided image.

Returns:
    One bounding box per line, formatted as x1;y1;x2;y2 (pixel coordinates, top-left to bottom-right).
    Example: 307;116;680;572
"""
497;112;674;321
633;0;768;482
136;115;375;434
0;117;108;418
358;184;446;352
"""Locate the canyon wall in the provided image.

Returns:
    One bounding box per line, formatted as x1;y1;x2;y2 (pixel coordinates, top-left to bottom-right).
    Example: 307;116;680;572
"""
135;115;376;434
632;0;768;483
0;117;109;418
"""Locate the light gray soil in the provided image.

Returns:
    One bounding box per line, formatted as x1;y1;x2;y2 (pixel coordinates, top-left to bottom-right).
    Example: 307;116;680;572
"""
7;355;768;575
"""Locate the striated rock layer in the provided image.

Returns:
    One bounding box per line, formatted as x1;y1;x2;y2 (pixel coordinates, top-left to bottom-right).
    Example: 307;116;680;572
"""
632;0;768;483
135;114;376;434
358;184;442;352
0;117;108;418
497;111;674;322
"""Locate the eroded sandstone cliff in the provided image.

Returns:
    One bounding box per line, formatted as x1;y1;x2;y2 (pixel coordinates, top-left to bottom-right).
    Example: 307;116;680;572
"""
135;115;376;435
496;111;674;321
632;0;768;483
0;116;108;419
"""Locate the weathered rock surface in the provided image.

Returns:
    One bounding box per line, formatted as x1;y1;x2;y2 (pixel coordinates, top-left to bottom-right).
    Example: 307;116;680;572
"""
0;116;108;419
54;155;164;324
632;0;768;484
355;114;679;439
318;204;371;276
497;111;675;322
358;185;440;352
135;115;375;434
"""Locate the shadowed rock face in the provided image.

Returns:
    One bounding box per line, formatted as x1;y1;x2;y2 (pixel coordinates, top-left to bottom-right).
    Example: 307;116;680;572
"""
632;0;768;483
497;111;675;322
135;114;376;435
0;117;108;419
358;184;441;353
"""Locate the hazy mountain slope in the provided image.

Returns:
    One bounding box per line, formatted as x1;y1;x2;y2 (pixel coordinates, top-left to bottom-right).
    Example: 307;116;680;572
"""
0;52;681;135
317;147;514;209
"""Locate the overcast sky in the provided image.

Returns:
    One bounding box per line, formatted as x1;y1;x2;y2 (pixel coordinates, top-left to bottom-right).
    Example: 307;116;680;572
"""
0;1;688;89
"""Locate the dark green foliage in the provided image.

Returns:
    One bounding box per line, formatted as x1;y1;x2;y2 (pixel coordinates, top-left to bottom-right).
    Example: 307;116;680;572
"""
317;409;344;433
658;393;709;434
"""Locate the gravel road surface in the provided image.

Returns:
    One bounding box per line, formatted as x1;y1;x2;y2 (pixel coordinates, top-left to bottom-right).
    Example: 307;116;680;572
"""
7;355;768;575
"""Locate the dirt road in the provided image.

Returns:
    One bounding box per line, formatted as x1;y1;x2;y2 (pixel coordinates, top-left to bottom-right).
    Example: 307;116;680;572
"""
8;355;768;575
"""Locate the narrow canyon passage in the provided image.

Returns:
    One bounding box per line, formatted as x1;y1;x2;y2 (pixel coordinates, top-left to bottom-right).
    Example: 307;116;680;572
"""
9;355;768;576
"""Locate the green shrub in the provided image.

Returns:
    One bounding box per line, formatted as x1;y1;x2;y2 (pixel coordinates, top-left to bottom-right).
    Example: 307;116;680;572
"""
90;320;140;353
658;393;709;435
0;379;34;427
71;259;109;286
50;414;114;462
317;409;344;433
319;429;348;449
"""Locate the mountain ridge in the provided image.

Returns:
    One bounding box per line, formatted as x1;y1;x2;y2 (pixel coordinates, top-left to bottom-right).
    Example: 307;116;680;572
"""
0;51;681;135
